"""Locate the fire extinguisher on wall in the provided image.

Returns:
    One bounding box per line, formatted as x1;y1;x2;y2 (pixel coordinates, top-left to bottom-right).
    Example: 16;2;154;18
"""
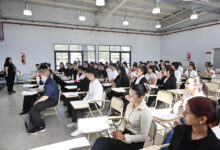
187;52;191;61
21;52;26;64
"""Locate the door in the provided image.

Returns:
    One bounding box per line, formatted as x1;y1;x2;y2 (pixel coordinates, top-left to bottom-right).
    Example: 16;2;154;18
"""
214;48;220;69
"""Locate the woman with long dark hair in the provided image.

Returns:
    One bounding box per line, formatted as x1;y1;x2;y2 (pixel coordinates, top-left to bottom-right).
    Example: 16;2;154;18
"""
4;57;16;95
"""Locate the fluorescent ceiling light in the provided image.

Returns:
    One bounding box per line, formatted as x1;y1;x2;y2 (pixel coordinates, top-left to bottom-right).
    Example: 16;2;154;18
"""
123;20;129;26
152;6;160;14
190;12;198;20
23;3;32;16
96;0;105;6
79;15;86;21
155;21;161;29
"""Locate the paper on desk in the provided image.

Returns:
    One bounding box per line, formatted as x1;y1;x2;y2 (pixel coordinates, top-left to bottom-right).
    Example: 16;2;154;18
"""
78;116;109;133
65;85;77;89
112;88;126;92
102;83;112;86
150;108;176;121
62;92;78;97
23;84;37;88
65;80;75;84
21;91;37;96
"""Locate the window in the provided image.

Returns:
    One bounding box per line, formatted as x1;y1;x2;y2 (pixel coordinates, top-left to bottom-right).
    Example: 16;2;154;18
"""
54;44;96;70
98;45;131;66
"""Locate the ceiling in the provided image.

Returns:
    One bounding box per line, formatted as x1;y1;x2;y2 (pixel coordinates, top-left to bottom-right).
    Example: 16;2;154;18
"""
2;0;220;32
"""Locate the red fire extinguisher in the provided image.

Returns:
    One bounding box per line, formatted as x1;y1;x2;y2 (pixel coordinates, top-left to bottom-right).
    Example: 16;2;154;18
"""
21;52;26;64
187;52;191;61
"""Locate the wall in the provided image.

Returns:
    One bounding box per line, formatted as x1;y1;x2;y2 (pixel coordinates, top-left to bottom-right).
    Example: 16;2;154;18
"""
160;24;220;69
0;0;161;80
0;23;161;80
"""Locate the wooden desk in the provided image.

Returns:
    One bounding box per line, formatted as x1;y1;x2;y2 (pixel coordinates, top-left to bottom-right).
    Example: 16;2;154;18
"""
102;83;112;87
64;80;75;84
21;91;38;96
23;84;38;88
29;137;90;150
70;100;90;110
150;108;176;123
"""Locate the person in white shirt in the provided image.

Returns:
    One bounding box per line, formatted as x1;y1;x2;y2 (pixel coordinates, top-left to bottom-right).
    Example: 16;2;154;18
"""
66;68;103;137
184;63;198;78
91;84;152;150
173;76;208;115
178;62;184;75
76;66;85;81
128;64;138;82
145;65;157;85
171;62;181;82
106;63;119;83
200;63;216;78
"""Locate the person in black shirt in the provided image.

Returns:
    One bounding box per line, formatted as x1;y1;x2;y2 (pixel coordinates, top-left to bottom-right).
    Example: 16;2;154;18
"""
157;66;176;90
168;97;220;150
58;62;65;73
131;66;147;86
4;57;16;95
29;69;59;135
107;67;129;100
99;64;107;78
69;63;78;80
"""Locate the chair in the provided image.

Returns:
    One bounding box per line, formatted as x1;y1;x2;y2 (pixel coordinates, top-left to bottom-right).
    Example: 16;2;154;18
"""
42;90;61;121
106;97;124;129
86;91;108;117
143;120;157;147
206;82;220;98
150;91;173;109
211;78;220;83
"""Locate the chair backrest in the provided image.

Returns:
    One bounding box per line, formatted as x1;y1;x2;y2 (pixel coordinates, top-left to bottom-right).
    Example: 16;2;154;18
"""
110;97;124;116
143;120;157;147
155;91;173;108
211;78;220;83
215;68;220;74
206;82;219;93
148;120;157;145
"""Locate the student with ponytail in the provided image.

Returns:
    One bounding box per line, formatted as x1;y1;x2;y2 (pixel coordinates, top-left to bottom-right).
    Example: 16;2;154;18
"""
91;84;152;150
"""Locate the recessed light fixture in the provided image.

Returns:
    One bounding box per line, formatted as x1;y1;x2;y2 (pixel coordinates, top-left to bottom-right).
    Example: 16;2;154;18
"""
123;20;129;26
96;0;105;6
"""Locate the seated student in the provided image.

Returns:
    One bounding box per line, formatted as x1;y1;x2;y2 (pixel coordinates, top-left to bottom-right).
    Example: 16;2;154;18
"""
58;62;65;73
131;66;147;86
168;97;220;150
28;69;59;135
157;66;176;90
64;63;71;76
99;63;107;78
128;63;138;82
200;63;216;78
159;60;164;71
106;63;119;83
184;62;198;78
154;61;159;71
77;67;90;92
91;84;152;150
35;64;40;71
76;66;85;81
66;68;103;137
145;65;157;85
122;61;129;75
161;77;209;150
107;67;130;100
178;62;184;75
69;63;78;80
171;62;181;82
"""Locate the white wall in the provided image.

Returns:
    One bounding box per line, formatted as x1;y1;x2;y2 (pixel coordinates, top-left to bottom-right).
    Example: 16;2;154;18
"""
160;24;220;69
0;0;161;80
0;23;160;80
